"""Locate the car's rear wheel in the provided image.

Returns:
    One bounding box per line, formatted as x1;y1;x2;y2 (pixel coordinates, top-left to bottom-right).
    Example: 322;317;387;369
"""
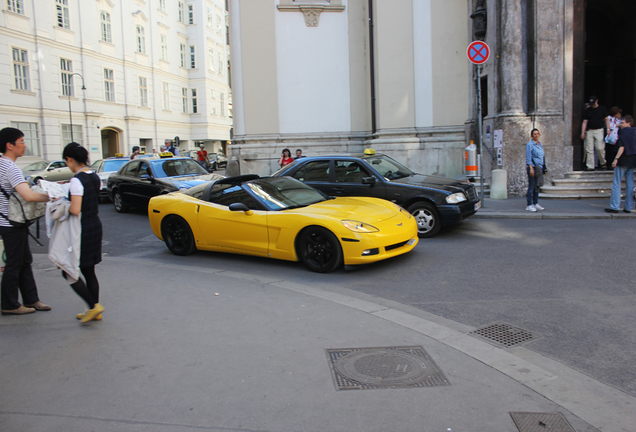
407;202;441;238
162;215;197;256
297;227;342;273
113;190;129;213
32;177;42;186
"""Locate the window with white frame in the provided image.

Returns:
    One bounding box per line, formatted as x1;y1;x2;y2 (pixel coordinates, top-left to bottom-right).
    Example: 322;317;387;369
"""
210;90;216;115
216;13;222;34
189;45;196;68
139;76;148;107
218;51;223;75
188;4;194;24
207;8;213;28
160;34;168;60
61;124;83;146
178;1;185;23
12;48;30;91
220;92;225;116
158;0;166;12
162;82;170;110
104;68;115;102
136;25;146;54
100;11;112;43
60;58;74;96
191;88;197;113
7;0;24;14
10;122;39;156
56;0;70;29
208;47;215;72
180;43;186;67
181;87;188;113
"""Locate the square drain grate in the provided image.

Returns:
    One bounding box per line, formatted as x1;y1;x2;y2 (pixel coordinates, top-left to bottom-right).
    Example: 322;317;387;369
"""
510;412;576;432
325;346;450;391
469;323;536;348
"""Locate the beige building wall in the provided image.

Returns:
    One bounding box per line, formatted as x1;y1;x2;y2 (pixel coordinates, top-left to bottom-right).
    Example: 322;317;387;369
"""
374;0;416;130
431;1;470;125
238;0;279;136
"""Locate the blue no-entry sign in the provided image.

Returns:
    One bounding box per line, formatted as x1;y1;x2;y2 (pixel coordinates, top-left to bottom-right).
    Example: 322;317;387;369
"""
467;41;490;64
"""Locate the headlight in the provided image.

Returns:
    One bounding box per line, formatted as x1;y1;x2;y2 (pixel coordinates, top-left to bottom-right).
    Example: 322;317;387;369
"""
341;220;379;233
446;192;467;204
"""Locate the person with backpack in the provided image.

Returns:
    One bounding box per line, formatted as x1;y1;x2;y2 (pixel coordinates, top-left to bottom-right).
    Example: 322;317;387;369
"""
0;127;51;315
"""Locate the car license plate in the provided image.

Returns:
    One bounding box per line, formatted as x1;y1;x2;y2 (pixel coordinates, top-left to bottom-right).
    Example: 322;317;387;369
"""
407;238;416;246
475;201;482;211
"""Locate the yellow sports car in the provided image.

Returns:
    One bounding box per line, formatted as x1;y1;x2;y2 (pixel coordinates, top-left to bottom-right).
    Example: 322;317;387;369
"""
148;175;418;272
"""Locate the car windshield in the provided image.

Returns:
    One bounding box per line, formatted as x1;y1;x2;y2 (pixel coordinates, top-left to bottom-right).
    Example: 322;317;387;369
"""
149;158;208;178
365;155;413;180
102;159;129;172
246;177;327;211
23;161;49;171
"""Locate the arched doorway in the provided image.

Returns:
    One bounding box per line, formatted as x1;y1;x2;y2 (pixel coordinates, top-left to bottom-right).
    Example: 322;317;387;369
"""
101;128;120;158
573;0;636;169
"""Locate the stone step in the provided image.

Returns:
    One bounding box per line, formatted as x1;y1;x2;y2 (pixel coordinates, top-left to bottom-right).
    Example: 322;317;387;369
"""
541;185;613;194
539;192;610;199
564;170;615;179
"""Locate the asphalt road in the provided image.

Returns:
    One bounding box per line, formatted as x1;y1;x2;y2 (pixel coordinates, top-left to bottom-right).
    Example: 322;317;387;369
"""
28;201;636;398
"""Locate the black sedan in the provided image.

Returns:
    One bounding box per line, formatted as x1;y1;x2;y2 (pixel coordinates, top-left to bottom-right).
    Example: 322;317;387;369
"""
272;153;481;237
107;157;224;212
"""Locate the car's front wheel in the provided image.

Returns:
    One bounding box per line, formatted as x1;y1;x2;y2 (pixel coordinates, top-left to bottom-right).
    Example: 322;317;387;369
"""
162;215;197;256
113;190;129;213
297;226;342;273
408;202;441;238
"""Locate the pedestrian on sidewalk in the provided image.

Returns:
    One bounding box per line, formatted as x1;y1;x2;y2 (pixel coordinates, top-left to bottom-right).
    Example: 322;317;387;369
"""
605;115;636;214
581;96;610;171
62;143;104;323
525;128;546;212
0;127;52;315
605;106;623;168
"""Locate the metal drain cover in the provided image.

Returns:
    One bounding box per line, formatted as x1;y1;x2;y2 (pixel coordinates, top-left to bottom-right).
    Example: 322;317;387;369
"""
326;346;450;391
510;412;576;432
469;323;536;348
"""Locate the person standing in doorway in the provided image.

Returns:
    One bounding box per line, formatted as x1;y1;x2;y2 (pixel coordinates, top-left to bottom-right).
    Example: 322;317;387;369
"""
525;128;546;212
581;96;610;171
605;115;636;214
0;127;51;315
605;106;623;169
63;143;104;323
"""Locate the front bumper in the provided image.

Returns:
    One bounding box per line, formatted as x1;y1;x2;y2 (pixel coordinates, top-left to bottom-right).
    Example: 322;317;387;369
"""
438;199;481;226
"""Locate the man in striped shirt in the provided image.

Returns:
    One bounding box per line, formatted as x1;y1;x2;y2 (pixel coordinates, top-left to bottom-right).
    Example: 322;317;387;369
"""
0;127;51;315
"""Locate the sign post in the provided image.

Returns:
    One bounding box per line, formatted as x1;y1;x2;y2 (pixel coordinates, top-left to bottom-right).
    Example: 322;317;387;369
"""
467;41;490;203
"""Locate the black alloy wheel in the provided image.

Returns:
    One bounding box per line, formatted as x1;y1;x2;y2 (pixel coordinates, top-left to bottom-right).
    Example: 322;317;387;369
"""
297;227;342;273
162;215;197;256
407;202;441;238
113;190;129;213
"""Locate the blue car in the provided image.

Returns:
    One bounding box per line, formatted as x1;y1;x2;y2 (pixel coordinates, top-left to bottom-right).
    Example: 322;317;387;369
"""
106;157;224;212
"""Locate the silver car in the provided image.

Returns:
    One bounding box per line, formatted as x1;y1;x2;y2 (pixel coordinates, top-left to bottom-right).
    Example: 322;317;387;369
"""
90;157;131;202
22;160;73;185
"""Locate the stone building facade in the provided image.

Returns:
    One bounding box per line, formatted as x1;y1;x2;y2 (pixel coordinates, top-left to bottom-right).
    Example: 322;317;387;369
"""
1;0;232;166
229;0;471;178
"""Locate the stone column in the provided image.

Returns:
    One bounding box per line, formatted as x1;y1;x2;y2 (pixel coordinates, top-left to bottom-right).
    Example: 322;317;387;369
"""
498;0;524;114
534;0;564;115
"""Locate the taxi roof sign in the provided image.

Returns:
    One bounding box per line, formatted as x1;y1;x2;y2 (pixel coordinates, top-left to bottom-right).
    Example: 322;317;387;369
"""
363;148;376;156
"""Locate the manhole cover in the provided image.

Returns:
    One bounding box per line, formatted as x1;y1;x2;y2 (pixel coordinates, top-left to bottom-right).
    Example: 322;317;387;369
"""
510;412;576;432
325;346;450;391
469;323;536;348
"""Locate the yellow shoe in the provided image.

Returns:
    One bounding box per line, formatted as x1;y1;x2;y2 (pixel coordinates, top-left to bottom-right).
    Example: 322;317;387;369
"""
76;312;102;321
80;303;104;324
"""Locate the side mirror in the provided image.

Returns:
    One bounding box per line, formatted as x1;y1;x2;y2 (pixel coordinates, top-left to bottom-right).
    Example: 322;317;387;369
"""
362;177;377;185
229;202;253;215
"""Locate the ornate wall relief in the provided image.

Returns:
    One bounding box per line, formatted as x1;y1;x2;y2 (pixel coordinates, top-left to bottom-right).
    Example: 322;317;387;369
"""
277;0;345;27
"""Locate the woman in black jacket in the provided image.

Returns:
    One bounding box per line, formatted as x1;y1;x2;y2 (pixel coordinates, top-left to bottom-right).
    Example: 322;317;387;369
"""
62;143;104;323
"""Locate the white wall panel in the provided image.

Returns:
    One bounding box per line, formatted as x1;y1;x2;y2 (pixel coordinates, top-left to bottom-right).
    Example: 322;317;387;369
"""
275;3;351;134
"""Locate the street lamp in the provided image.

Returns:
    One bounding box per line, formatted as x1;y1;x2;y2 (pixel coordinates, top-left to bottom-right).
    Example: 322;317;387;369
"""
67;72;86;143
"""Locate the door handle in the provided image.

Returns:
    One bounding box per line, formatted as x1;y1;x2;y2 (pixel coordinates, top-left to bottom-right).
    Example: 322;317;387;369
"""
332;187;345;192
